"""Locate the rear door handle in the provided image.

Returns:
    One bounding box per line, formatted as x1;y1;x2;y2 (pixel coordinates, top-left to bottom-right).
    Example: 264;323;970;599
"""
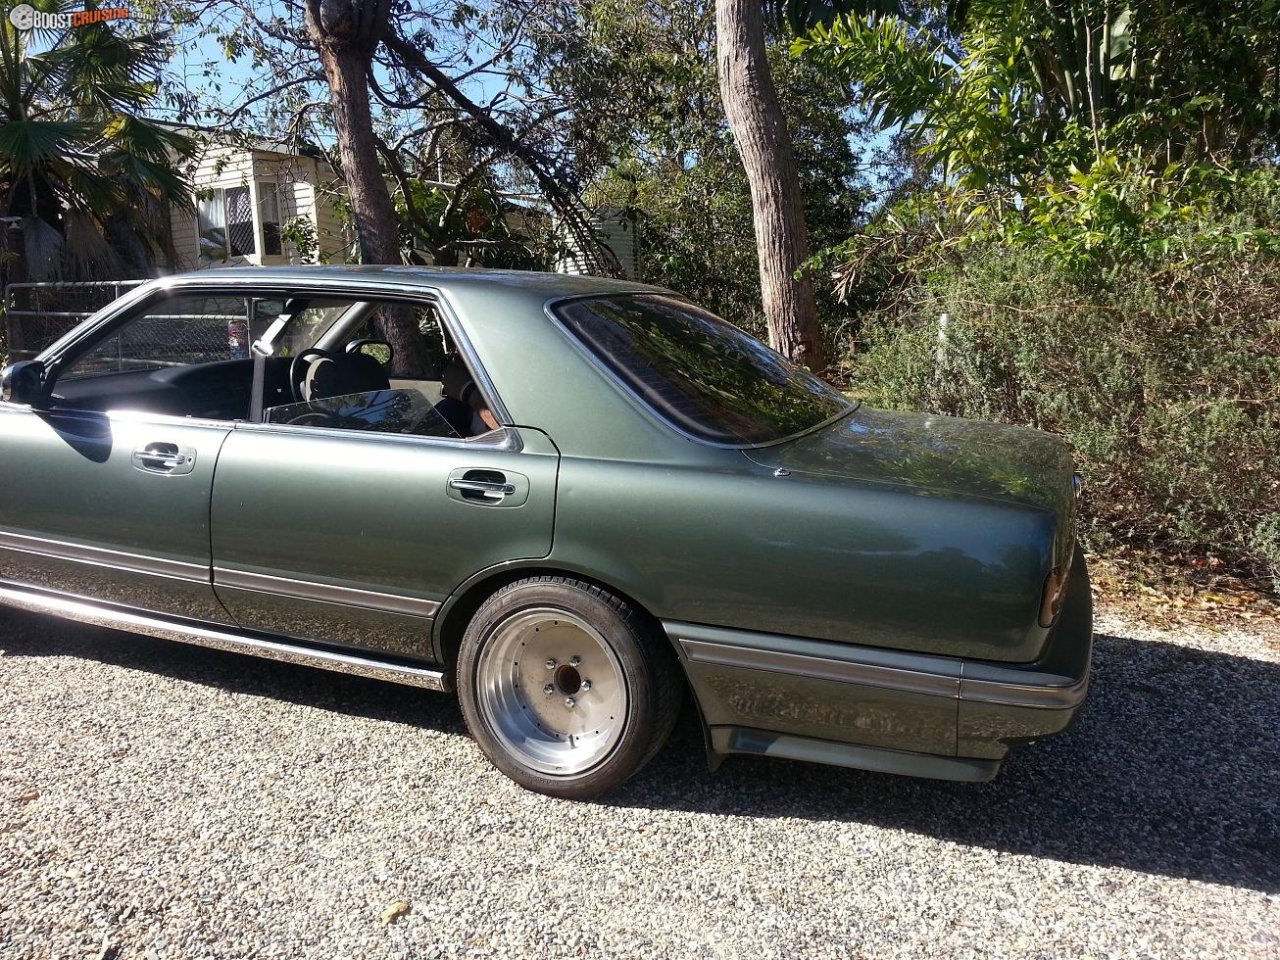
448;477;515;499
446;468;530;507
132;442;196;476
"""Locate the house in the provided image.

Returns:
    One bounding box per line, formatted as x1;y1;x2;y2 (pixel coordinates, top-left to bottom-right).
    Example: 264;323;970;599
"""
168;134;351;270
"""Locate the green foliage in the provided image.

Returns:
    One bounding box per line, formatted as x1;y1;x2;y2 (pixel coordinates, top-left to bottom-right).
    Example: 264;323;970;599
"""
279;216;319;265
846;214;1280;588
1000;159;1280;267
394;179;553;271
824;159;1280;301
798;0;1280;189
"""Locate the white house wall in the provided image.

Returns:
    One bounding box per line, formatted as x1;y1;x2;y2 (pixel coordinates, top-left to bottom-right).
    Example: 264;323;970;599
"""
310;181;349;264
169;205;198;272
555;209;638;278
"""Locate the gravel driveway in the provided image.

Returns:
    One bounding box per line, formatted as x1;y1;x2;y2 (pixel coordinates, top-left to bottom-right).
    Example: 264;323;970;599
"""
2;604;1277;960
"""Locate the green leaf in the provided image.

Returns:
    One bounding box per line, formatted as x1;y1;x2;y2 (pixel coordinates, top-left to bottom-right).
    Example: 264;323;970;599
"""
0;119;92;172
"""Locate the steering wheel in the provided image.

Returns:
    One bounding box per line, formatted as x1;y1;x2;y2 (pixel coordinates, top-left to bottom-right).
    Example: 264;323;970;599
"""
289;348;332;402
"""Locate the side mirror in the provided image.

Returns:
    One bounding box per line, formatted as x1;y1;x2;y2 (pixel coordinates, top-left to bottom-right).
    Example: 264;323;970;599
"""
1;360;47;407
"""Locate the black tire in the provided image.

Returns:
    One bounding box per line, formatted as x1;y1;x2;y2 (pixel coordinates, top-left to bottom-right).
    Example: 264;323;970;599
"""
456;576;682;799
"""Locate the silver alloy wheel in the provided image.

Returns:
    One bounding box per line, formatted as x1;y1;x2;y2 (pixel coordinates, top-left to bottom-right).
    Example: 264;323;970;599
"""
475;607;628;776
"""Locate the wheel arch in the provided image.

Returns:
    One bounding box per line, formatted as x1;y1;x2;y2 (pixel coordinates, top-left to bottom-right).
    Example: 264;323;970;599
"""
432;561;670;676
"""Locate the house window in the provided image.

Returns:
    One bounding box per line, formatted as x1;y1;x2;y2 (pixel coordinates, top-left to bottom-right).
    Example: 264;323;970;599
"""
259;183;283;256
197;186;259;263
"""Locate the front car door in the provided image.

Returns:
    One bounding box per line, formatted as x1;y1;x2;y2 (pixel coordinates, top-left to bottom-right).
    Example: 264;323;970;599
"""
0;292;276;622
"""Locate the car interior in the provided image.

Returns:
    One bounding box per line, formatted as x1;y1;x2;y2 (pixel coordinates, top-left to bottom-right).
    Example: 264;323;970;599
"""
42;293;492;440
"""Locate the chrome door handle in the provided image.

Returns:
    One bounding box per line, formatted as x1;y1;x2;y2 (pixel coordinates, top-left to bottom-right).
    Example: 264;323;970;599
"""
446;468;529;507
132;443;196;475
448;477;515;499
140;452;185;468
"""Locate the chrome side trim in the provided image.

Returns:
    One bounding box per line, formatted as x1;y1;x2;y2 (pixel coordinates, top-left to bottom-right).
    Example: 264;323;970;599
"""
0;581;448;691
0;528;208;583
680;638;960;700
960;672;1090;710
105;408;238;431
214;567;441;619
676;625;1088;710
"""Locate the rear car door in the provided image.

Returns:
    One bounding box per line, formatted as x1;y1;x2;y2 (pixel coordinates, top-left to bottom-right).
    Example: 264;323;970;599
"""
208;296;558;662
209;426;558;661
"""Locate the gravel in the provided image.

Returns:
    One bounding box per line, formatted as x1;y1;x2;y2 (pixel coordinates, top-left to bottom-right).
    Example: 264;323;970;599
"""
1;605;1277;960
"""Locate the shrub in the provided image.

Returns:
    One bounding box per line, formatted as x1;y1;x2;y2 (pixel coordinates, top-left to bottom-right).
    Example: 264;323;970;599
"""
848;240;1280;589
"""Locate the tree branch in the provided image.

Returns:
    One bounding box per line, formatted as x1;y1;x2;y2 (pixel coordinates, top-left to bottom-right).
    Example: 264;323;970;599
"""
382;30;621;277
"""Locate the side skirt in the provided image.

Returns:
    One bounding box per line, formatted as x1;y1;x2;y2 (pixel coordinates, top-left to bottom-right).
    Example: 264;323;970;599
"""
0;581;449;692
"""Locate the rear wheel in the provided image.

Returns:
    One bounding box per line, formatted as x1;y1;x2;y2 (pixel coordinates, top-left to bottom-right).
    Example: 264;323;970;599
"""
456;577;682;798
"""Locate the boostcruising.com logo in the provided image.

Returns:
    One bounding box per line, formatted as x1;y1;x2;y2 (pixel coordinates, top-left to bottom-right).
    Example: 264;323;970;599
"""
9;3;130;30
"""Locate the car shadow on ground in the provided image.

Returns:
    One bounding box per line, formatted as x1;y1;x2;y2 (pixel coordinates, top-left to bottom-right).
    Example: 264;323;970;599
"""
4;612;1277;893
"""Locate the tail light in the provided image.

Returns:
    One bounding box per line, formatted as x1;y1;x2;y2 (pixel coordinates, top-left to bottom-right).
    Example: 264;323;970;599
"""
1040;565;1069;627
1039;473;1083;627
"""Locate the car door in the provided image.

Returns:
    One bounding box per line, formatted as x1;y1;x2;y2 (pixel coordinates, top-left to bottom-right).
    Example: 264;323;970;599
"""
208;424;558;661
0;294;244;625
0;406;231;621
207;294;557;662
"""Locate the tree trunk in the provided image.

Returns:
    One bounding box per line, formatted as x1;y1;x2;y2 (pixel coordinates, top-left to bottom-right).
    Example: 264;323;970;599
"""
715;0;825;372
305;0;427;375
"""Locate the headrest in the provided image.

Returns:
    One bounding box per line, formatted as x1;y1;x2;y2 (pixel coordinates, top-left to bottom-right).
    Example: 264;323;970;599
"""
303;352;390;401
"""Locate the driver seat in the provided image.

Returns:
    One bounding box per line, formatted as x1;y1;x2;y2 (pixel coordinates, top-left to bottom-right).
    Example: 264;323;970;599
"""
302;352;390;401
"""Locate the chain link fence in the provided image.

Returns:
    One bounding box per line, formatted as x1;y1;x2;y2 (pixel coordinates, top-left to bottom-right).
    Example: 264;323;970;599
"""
69;294;260;376
3;281;147;363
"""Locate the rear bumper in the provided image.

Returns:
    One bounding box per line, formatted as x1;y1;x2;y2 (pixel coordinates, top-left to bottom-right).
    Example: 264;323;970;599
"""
668;551;1093;780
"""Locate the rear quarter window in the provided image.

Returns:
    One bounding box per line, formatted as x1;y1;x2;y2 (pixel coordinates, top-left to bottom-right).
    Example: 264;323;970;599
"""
554;294;851;446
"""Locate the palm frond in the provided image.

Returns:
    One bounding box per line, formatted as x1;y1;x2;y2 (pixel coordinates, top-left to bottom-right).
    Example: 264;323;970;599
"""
41;22;172;117
103;114;196;162
46;156;125;213
0;2;187;278
101;150;193;210
0;118;93;173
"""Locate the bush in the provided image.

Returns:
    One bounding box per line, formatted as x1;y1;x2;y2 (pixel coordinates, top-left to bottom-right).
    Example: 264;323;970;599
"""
848;240;1280;590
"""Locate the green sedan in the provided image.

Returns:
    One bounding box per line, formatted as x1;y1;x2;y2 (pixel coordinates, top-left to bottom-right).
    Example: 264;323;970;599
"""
0;267;1092;798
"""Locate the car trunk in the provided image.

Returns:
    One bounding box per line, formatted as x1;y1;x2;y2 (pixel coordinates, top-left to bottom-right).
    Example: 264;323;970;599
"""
745;406;1079;568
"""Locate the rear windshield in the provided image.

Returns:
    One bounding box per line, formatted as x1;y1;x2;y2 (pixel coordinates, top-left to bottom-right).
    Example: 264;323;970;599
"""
555;294;852;445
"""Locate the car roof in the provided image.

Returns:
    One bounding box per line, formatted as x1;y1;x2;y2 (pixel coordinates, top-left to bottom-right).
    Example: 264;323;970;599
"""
162;265;670;302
